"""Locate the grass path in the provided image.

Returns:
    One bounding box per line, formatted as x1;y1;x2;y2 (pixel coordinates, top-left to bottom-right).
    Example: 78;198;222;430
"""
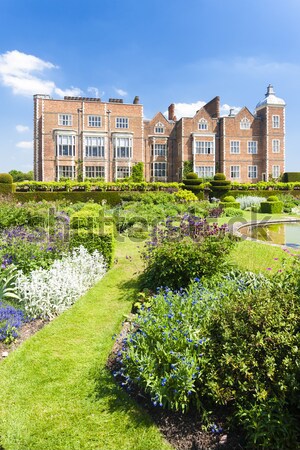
0;238;172;450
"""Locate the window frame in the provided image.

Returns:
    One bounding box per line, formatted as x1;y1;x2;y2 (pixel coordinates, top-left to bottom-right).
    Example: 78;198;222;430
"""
198;118;208;130
58;114;73;126
240;117;250;130
247;141;258;154
85;166;105;179
152;162;167;178
272;165;280;179
116;117;129;129
272;115;280;129
153;143;167;157
56;165;75;180
116;166;131;179
248;165;258;179
230;141;240;154
56;134;76;157
230;165;240;179
154;122;165;134
195;141;214;155
84;136;105;158
114;136;132;159
272;139;280;153
88;115;102;127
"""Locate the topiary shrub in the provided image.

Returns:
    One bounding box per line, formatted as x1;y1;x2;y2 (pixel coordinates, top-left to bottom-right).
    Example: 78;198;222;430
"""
267;195;279;202
213;173;226;181
222;196;236;203
185;172;198;180
260;200;283;213
210;173;231;199
0;173;13;184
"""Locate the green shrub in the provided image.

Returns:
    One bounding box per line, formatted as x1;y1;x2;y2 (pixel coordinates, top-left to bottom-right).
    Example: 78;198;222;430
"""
260;201;283;214
267;195;279;202
183;161;193;179
221;207;244;217
0;173;13;184
69;231;114;268
185;172;198;179
213;173;226;181
183;179;202;186
219;201;241;209
121;268;300;449
140;216;236;290
173;189;198;203
131;162;144;182
183;185;203;193
222;196;236;203
13;191;122;206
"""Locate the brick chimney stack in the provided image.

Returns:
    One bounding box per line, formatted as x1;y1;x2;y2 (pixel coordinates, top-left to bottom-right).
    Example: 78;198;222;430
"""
168;103;175;121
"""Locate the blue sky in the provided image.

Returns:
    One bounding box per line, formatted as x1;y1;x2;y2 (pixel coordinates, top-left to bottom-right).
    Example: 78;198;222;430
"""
0;0;300;173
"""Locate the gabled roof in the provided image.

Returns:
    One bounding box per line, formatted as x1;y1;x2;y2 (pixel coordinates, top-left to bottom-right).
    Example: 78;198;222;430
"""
147;111;170;126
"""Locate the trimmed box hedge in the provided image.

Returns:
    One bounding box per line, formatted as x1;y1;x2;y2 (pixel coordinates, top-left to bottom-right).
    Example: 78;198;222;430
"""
219;202;241;209
260;201;283;214
0;183;16;194
282;172;300;182
69;230;115;268
13;191;122;205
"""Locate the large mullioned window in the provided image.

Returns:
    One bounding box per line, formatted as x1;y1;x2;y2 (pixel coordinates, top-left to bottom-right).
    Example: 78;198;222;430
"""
114;137;132;158
152;162;167;177
195;141;214;154
56;135;76;156
85;166;105;178
85;136;105;157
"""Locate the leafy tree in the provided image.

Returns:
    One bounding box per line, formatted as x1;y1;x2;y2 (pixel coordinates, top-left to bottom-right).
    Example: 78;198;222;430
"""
9;170;33;182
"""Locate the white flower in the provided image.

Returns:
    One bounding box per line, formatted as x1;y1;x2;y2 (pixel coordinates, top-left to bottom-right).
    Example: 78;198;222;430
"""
16;246;107;319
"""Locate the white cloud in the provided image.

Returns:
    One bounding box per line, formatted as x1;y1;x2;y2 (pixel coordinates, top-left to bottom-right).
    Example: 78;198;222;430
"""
87;86;102;98
54;86;83;98
114;87;128;97
16;140;33;149
164;100;206;119
16;124;30;133
220;103;241;116
0;50;82;98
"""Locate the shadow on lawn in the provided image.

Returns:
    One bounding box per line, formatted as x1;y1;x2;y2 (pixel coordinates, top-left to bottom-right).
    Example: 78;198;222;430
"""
90;364;157;429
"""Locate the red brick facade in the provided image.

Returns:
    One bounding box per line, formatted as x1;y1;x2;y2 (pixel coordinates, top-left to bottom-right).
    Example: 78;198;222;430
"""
34;85;285;183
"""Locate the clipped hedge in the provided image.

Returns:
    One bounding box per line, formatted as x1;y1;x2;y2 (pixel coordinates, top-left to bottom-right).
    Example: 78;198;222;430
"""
15;181;184;193
0;183;16;194
69;230;115;268
0;173;13;184
219;201;241;209
13;191;122;205
260;201;283;214
282;172;300;182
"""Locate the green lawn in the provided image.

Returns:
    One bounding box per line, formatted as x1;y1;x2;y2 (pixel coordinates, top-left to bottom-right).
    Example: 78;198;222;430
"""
0;237;171;450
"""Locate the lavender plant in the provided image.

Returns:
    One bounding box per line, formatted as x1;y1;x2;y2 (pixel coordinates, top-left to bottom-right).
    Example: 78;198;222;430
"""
15;246;107;319
0;302;26;343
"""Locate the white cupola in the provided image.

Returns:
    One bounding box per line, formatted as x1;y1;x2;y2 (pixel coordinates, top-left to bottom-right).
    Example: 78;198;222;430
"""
255;84;285;110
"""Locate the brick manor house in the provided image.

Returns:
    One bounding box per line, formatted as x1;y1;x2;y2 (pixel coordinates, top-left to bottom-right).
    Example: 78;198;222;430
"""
33;85;285;183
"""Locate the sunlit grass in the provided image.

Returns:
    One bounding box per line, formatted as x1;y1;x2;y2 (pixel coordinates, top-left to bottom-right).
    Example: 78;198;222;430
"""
0;237;171;450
